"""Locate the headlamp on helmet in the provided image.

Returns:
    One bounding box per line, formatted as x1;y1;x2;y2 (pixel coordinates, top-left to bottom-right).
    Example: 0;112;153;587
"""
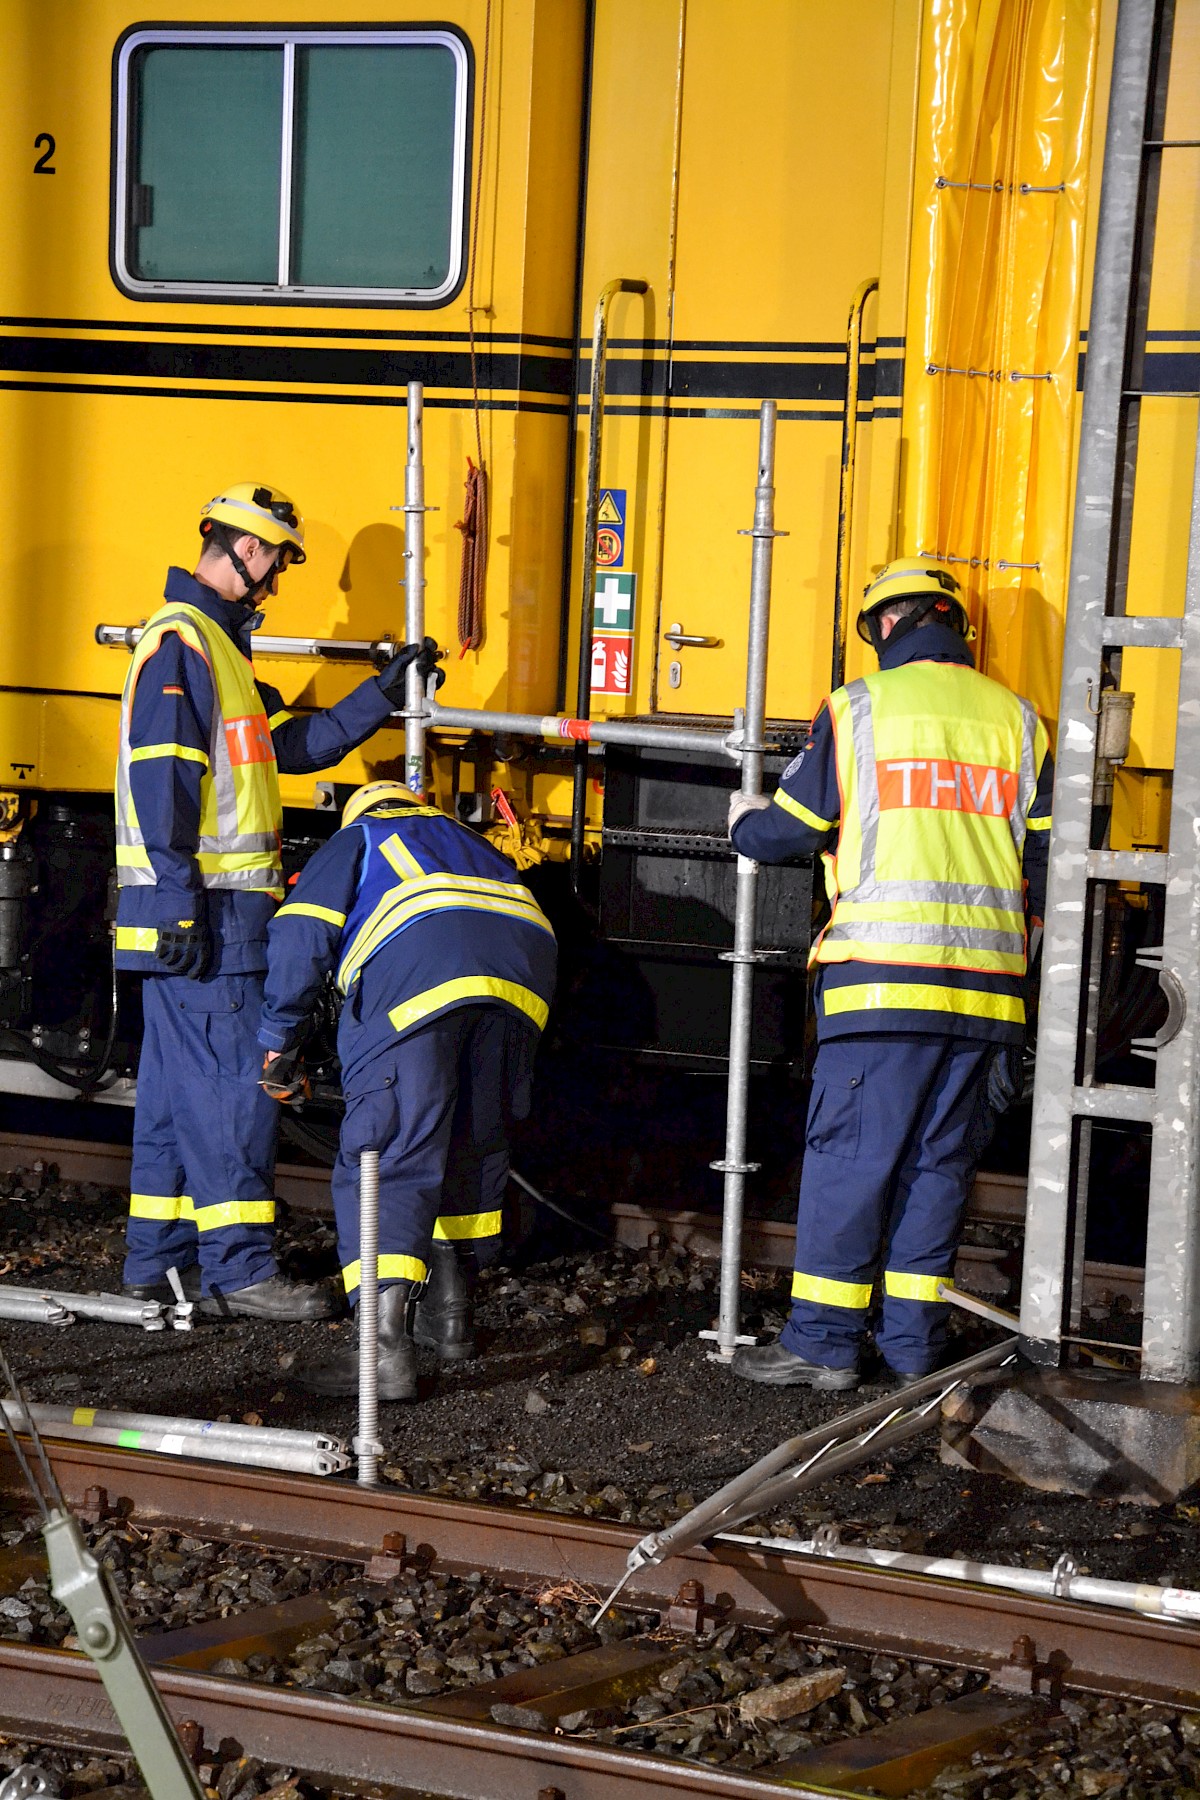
199;482;306;561
856;557;969;656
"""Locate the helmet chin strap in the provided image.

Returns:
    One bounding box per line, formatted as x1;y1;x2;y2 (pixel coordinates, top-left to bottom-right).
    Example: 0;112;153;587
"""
205;520;278;609
865;594;965;657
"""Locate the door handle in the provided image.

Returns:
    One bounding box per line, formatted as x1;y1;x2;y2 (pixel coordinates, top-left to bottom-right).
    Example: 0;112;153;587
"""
663;621;721;648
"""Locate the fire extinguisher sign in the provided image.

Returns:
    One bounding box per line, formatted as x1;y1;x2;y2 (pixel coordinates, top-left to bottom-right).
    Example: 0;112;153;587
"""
591;570;636;696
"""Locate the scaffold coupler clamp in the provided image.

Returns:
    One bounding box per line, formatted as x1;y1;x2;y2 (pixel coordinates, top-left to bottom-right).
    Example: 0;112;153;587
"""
810;1523;843;1556
1051;1552;1078;1600
722;707;783;764
165;1267;193;1332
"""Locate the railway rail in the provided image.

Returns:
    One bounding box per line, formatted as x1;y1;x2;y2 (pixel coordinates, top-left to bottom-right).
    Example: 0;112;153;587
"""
0;1439;1196;1800
0;1130;1146;1312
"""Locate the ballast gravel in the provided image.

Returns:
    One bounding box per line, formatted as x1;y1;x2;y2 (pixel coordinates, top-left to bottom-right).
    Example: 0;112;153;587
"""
0;1162;1189;1592
0;1528;1199;1796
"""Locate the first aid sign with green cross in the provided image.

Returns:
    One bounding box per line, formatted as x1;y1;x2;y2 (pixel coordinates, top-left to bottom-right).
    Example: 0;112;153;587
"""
593;572;635;632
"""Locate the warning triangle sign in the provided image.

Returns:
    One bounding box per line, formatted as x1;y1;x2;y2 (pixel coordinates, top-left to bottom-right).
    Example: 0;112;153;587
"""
597;490;623;526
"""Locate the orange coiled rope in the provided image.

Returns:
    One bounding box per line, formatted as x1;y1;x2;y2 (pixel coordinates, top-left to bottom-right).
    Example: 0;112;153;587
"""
455;457;488;654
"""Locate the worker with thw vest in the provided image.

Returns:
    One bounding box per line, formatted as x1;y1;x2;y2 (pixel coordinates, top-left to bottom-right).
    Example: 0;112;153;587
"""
728;558;1053;1389
256;780;558;1402
115;482;442;1321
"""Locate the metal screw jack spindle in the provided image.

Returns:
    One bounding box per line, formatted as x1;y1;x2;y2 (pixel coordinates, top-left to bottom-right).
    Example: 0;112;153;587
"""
709;401;786;1360
356;1149;382;1487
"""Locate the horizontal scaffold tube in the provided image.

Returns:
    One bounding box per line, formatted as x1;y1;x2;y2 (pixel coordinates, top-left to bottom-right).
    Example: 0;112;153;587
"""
722;1531;1200;1626
1;1403;350;1476
422;701;742;757
95;624;397;664
0;1286;164;1329
95;623;747;756
0;1294;72;1326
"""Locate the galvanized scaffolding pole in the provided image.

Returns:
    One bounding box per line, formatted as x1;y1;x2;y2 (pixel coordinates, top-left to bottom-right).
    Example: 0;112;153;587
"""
404;381;428;797
356;1148;381;1486
709;403;784;1360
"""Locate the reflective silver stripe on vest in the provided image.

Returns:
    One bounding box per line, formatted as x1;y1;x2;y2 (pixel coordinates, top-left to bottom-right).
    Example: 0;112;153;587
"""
848;878;1024;909
116;608;279;890
845;679;880;880
822;919;1027;955
1012;697;1040;855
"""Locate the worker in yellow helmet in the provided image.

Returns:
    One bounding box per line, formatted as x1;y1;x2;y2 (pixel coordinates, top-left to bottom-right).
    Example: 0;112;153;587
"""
728;557;1054;1388
115;482;443;1321
256;780;558;1401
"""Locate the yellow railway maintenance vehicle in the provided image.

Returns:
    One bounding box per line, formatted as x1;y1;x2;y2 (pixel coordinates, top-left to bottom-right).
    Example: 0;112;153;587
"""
0;0;1194;1130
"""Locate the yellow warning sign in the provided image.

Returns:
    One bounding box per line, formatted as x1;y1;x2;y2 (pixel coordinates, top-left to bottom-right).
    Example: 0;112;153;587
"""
597;490;624;526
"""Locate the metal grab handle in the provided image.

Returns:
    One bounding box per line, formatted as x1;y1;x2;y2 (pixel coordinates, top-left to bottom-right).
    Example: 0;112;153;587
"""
663;622;721;648
570;276;650;891
831;276;879;690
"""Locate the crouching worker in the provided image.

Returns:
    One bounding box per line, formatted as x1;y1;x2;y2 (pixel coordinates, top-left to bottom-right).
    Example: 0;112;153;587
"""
257;781;557;1401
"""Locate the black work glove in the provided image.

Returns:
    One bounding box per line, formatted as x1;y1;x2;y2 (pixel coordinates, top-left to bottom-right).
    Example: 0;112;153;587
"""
377;636;446;706
985;1043;1025;1116
260;1046;311;1105
154;917;212;980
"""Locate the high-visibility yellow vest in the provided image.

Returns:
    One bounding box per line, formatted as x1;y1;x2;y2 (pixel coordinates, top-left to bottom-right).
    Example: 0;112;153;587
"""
115;603;284;899
814;662;1047;976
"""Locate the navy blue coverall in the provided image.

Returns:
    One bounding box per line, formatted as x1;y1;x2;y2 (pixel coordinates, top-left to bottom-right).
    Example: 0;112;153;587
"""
731;623;1053;1374
257;803;557;1300
119;568;399;1296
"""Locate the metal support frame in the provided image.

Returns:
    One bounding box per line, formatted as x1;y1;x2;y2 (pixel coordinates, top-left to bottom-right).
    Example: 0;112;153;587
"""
707;403;784;1359
1142;386;1200;1376
1020;0;1155;1357
1021;0;1200;1380
570;277;649;891
403;382;428;797
355;1148;381;1486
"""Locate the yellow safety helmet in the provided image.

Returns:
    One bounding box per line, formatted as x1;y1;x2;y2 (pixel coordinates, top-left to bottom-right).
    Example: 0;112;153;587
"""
199;482;306;563
342;780;422;830
856;556;968;654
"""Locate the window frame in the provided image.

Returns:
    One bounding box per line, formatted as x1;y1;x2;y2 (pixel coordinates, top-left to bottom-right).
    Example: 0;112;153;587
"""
111;23;473;308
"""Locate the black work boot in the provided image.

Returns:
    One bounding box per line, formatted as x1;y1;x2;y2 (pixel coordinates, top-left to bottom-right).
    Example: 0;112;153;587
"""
197;1272;340;1322
412;1243;477;1362
297;1282;418;1402
729;1339;860;1391
123;1266;202;1305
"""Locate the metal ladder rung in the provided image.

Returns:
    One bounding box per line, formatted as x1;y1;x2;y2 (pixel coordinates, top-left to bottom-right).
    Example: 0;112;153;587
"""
1090;615;1182;649
1071;1084;1155;1124
1086;848;1169;881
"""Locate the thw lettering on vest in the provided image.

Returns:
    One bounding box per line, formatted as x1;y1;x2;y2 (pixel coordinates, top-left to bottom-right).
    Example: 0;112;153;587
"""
877;759;1018;816
224;714;274;767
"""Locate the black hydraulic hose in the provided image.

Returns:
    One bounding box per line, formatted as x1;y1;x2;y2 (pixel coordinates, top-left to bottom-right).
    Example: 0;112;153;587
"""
0;936;122;1099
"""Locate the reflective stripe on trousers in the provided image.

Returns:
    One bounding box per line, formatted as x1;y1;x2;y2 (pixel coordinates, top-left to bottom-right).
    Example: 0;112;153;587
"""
781;1036;993;1373
123;972;280;1296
